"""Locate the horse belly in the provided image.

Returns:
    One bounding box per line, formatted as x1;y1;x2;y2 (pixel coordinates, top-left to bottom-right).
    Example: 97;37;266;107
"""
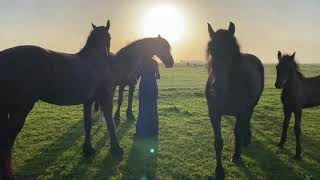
41;89;95;105
40;72;99;105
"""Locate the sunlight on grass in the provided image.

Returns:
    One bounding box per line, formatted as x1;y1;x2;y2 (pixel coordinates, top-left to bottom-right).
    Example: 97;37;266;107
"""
13;64;320;179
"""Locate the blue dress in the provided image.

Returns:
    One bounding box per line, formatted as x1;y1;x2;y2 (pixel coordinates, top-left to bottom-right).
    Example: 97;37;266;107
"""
136;60;160;138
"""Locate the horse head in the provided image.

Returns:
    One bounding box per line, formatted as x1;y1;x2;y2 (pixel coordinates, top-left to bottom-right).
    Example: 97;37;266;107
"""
152;35;174;68
207;22;240;103
275;51;297;89
82;20;111;55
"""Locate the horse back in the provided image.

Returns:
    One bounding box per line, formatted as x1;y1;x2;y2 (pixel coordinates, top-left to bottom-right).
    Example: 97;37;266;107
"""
300;75;320;108
0;45;109;105
0;46;52;95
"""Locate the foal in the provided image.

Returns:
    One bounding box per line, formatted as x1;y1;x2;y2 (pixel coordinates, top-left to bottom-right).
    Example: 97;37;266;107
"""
275;51;320;160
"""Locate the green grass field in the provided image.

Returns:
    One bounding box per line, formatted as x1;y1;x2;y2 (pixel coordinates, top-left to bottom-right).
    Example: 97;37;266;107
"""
13;64;320;180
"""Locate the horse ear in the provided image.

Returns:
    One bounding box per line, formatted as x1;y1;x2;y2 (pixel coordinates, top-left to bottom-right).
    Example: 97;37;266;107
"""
158;34;161;38
207;23;215;38
228;22;235;35
278;51;282;61
91;23;97;29
106;20;110;31
292;52;296;59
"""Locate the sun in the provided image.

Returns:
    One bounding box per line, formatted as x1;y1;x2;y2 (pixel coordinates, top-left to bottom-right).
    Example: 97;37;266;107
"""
141;5;186;44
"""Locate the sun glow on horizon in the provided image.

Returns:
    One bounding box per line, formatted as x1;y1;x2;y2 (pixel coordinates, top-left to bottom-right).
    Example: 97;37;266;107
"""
141;5;186;44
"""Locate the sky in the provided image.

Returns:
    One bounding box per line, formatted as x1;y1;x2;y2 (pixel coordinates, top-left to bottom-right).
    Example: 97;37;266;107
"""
0;0;319;63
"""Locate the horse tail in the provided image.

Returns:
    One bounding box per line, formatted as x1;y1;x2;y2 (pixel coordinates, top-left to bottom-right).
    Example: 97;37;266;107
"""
259;61;264;98
255;59;264;106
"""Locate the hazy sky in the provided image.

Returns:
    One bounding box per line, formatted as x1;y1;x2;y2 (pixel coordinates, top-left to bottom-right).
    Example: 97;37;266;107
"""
0;0;319;63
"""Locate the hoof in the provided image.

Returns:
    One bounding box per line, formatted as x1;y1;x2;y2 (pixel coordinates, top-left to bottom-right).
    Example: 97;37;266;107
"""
82;145;96;156
126;110;135;122
110;146;124;157
294;155;302;161
231;155;242;165
215;166;225;180
113;116;120;127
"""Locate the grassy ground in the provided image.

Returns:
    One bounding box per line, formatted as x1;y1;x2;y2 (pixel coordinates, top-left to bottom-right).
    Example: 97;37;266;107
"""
13;64;320;179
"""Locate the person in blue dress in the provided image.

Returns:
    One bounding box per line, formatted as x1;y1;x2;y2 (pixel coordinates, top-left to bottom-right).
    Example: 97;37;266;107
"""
136;58;160;138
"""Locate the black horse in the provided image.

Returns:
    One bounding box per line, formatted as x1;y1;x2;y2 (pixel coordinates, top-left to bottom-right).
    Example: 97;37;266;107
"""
0;21;125;180
95;35;174;125
113;73;141;122
205;22;264;179
275;51;320;160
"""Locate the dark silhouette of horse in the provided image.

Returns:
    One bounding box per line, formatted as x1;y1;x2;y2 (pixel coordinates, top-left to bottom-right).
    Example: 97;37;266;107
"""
113;74;140;122
205;22;264;179
95;35;174;126
0;21;125;180
275;51;320;160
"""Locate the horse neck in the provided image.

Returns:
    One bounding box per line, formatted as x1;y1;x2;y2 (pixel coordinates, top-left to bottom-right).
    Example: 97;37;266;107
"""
285;67;303;90
116;39;154;76
78;34;107;56
229;53;243;78
117;39;154;60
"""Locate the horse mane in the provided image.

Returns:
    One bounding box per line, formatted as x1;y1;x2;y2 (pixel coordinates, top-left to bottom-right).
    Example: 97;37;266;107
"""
291;56;305;79
206;41;212;74
79;29;102;53
206;31;241;75
117;38;151;56
116;37;171;58
281;54;304;79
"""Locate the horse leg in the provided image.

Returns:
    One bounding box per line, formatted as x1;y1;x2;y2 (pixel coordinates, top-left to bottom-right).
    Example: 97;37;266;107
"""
233;111;252;163
98;109;105;124
0;111;12;180
278;107;292;148
0;144;14;180
126;85;136;121
243;110;253;147
209;111;225;180
232;117;242;164
113;86;124;126
82;101;95;155
94;101;100;112
293;110;302;160
1;103;34;180
102;90;124;156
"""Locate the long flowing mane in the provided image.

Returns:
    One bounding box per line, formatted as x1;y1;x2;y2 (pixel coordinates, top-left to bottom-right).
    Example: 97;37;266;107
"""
206;31;241;74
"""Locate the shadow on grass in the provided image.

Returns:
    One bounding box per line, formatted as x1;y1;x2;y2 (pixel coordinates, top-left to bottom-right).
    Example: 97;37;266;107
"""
222;115;301;179
234;108;320;179
68;120;134;179
15;119;84;179
15;117;134;179
259;112;320;178
122;136;159;179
